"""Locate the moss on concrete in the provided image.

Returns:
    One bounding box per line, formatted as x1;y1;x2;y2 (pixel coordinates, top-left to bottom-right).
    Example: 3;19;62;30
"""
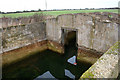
80;65;95;78
105;41;119;55
79;41;119;79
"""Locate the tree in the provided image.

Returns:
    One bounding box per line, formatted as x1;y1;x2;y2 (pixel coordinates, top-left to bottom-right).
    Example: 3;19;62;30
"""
38;9;41;11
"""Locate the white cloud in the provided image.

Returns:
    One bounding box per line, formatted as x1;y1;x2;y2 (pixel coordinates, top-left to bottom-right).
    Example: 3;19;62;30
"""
0;0;119;12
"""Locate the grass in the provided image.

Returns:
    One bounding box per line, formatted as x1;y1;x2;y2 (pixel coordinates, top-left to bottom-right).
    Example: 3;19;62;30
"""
0;9;118;18
0;14;3;18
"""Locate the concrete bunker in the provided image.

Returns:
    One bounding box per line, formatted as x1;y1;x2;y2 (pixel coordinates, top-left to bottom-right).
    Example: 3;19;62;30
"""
1;12;119;79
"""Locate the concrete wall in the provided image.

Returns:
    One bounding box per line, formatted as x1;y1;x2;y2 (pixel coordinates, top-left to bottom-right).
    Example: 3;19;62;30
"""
46;13;119;52
1;14;46;28
1;12;118;53
46;18;61;43
0;14;55;28
0;18;2;53
0;18;2;80
0;18;2;28
80;41;119;78
2;22;46;53
0;29;2;53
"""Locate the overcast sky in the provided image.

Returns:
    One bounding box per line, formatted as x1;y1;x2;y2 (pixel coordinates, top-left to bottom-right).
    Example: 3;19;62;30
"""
0;0;119;12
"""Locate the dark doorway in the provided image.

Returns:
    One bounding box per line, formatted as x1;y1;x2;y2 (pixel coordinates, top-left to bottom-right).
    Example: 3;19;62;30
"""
64;31;76;46
63;30;78;61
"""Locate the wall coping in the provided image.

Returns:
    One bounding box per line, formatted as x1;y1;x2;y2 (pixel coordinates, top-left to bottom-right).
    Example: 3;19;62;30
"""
80;41;119;78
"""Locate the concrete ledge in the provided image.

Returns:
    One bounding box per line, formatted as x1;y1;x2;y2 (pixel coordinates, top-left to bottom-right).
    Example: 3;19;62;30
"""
80;41;119;78
2;40;64;67
47;40;64;54
77;46;103;64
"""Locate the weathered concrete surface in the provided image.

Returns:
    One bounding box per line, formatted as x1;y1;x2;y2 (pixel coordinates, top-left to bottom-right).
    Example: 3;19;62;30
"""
1;15;44;28
2;40;64;67
0;18;2;53
47;40;64;53
2;22;46;53
0;18;2;79
0;18;2;28
0;23;2;79
46;13;119;53
46;18;61;43
77;46;103;64
0;15;55;28
80;41;119;78
1;12;118;54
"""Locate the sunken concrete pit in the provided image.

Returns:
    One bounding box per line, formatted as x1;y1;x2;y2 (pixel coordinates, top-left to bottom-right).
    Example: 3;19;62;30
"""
0;12;119;79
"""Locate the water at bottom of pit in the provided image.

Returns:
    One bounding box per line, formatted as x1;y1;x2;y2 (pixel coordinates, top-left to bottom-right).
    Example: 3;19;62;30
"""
2;49;92;80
